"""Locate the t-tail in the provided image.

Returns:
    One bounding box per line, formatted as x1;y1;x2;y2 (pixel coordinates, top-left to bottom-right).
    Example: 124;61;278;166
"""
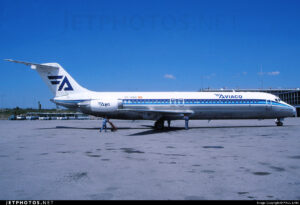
5;59;89;97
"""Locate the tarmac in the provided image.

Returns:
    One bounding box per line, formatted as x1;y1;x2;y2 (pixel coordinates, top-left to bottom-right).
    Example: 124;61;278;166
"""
0;118;300;200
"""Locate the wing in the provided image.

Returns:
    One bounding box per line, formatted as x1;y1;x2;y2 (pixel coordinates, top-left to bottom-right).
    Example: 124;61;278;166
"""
119;108;194;115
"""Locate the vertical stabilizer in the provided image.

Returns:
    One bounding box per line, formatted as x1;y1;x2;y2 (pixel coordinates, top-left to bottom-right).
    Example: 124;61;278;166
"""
5;59;89;97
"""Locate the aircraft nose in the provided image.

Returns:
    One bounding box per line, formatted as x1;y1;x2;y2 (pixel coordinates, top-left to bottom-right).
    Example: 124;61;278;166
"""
289;105;297;117
292;106;297;117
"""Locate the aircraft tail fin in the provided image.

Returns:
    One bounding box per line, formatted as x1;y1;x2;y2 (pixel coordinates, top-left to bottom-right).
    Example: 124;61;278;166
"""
5;59;89;97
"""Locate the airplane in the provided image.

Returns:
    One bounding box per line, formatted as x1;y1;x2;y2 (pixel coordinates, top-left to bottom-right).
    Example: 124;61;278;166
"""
5;59;297;130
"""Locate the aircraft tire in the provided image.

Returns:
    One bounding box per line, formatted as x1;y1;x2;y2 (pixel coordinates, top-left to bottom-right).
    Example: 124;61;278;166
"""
154;120;164;130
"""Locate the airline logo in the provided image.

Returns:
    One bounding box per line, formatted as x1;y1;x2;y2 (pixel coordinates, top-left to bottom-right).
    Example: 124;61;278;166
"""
48;75;74;91
98;102;111;107
215;94;243;99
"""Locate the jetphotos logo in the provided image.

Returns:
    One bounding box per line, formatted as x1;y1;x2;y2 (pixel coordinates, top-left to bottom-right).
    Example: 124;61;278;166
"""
48;76;73;91
215;94;243;99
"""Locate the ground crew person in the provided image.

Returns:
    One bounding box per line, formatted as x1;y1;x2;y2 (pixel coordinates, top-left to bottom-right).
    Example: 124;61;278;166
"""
100;117;108;132
184;115;189;130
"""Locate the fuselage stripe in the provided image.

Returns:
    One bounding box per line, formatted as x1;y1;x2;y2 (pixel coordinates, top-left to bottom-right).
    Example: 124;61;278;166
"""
122;99;288;107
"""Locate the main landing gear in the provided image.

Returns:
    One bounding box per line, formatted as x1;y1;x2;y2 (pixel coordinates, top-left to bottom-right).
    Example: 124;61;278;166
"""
275;118;284;126
154;119;173;130
154;119;165;130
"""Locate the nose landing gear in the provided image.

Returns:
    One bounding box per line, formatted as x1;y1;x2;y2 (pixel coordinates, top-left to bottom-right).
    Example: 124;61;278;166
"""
275;118;284;126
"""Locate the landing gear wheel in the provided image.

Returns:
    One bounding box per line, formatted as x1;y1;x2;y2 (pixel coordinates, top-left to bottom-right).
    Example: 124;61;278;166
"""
275;118;284;126
154;120;164;130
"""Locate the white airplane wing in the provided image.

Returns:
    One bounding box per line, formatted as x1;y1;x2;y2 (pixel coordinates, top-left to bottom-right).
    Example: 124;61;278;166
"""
120;108;194;115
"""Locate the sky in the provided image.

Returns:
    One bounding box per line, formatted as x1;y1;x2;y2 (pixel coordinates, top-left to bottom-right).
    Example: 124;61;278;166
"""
0;0;300;108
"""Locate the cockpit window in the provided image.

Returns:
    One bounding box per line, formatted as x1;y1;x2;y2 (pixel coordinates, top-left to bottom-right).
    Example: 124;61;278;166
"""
275;98;281;102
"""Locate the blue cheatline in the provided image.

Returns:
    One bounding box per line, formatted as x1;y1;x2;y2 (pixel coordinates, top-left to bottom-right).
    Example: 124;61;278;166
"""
122;99;289;108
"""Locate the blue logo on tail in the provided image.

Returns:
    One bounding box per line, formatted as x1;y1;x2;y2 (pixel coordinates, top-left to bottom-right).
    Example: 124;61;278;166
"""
48;75;73;91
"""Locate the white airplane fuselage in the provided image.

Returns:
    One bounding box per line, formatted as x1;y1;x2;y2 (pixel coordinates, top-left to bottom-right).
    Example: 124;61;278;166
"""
52;91;296;121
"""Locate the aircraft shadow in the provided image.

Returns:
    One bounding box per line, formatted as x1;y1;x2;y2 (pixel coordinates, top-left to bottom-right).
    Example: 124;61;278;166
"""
37;126;148;130
129;125;279;136
37;124;288;136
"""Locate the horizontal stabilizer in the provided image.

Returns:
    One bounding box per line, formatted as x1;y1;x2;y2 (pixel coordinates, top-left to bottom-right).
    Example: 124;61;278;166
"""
4;59;58;69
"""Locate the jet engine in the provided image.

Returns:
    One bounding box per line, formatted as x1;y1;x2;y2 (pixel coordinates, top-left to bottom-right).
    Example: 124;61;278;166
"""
90;99;122;112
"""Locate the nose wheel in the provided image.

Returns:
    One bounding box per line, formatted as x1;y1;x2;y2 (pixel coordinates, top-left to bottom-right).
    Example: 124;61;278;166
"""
275;118;284;126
